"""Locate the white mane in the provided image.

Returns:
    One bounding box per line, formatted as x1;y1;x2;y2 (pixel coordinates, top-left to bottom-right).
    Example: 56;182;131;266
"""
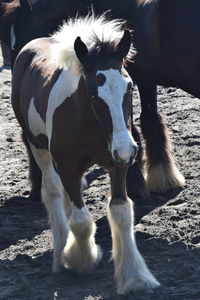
51;14;134;72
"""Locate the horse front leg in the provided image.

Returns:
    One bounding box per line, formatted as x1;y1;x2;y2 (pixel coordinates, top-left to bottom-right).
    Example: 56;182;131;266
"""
138;81;185;193
108;166;160;295
57;164;102;273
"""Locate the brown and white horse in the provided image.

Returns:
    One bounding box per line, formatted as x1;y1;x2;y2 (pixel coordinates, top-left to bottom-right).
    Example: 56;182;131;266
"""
11;15;159;294
1;0;190;201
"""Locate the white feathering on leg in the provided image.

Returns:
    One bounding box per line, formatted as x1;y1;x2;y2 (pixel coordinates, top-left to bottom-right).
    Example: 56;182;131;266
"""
146;162;185;193
62;204;102;272
107;198;160;294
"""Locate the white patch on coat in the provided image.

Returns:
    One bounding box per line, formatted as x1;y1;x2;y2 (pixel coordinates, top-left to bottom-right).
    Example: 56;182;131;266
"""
46;69;81;147
10;25;16;50
28;97;46;136
97;69;137;162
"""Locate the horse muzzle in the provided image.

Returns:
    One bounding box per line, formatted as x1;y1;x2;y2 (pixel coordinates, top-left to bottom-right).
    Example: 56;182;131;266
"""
110;128;138;166
112;145;138;167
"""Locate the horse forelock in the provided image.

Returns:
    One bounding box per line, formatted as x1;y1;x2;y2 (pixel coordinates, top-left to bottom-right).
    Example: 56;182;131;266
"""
50;14;135;72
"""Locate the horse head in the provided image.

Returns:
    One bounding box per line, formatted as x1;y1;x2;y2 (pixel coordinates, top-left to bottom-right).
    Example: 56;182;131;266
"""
74;30;138;167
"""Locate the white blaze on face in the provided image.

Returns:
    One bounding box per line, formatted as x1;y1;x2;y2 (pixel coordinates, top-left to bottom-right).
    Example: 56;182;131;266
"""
97;69;137;163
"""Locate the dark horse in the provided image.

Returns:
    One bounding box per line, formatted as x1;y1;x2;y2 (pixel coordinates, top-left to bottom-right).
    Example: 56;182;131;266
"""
3;0;197;200
11;15;160;294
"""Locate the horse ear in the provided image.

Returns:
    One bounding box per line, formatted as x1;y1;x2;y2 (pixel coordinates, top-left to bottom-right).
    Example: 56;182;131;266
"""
115;29;132;60
74;36;88;65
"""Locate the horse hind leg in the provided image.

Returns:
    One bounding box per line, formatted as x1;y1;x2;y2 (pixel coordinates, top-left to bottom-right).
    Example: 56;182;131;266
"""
62;202;102;273
141;111;185;193
22;132;42;201
138;82;185;193
29;143;69;272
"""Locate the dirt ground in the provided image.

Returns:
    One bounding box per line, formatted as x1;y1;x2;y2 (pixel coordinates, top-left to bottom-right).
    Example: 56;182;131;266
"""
0;51;200;300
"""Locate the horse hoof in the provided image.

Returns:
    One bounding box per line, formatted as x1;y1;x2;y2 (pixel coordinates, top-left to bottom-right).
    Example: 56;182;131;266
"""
116;272;160;295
